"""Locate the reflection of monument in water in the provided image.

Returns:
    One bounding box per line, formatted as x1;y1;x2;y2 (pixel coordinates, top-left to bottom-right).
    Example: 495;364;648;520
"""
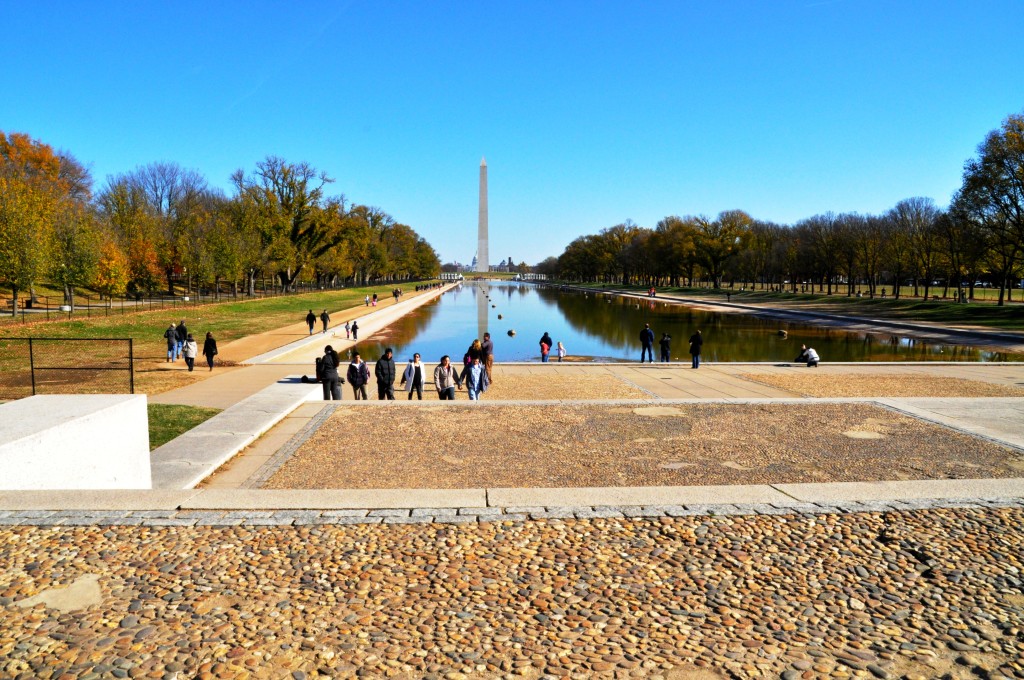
478;283;487;340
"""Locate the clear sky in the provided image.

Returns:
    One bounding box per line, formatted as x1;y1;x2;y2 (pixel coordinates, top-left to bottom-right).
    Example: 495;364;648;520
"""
3;1;1022;266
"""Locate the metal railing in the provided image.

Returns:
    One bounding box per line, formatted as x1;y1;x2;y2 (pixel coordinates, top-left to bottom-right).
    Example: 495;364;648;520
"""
0;337;134;400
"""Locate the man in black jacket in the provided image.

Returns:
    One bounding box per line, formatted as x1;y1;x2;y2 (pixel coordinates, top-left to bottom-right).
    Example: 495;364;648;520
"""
639;323;655;363
175;319;188;362
375;348;397;400
659;333;672;362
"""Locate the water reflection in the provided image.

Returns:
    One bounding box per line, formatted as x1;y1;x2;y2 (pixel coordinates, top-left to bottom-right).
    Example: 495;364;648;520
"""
351;283;1022;363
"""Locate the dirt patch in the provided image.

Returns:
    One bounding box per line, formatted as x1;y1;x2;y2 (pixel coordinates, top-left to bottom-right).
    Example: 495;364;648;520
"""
265;402;1023;489
739;374;1024;398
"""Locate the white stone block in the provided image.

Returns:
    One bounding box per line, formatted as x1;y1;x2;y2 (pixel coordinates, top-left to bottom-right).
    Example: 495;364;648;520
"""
0;395;151;490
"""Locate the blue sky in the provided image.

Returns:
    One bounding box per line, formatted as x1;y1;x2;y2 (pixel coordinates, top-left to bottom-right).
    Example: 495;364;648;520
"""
3;1;1022;265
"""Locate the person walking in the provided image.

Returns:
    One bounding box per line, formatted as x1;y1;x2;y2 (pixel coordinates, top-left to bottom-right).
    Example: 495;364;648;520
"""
434;355;462;400
364;295;370;307
556;341;566;362
175;319;188;361
640;323;655;363
539;332;553;362
163;323;177;362
320;345;342;401
372;293;378;306
400;353;426;400
320;309;330;334
351;320;359;340
659;333;672;362
689;329;703;369
465;338;483;366
305;309;316;335
375;348;397;400
347;352;370;399
481;332;495;383
344;320;351;339
183;334;198;372
461;355;489;400
202;332;218;371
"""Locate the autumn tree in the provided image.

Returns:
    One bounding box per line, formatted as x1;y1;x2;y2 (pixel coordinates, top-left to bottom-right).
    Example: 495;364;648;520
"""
694;210;752;288
50;201;101;309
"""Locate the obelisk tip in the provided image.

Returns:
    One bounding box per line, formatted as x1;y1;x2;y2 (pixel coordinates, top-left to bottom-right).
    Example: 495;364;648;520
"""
481;156;487;167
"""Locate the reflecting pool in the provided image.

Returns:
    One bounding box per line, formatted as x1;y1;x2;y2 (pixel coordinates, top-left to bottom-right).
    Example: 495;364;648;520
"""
354;282;1022;363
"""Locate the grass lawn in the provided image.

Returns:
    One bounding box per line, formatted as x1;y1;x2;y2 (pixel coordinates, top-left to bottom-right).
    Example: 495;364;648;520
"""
148;403;221;450
570;282;1024;331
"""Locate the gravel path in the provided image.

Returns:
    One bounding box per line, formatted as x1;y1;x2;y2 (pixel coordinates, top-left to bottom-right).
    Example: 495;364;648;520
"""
265;403;1024;489
1;508;1022;679
386;373;650;401
739;374;1024;398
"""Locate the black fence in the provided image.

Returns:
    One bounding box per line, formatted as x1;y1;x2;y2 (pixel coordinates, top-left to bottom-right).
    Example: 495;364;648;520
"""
0;338;134;400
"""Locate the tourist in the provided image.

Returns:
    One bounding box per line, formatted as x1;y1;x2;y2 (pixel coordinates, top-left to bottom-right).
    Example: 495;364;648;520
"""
461;355;489;400
344;320;351;339
375;347;396;400
372;293;378;306
320;345;342;401
305;309;316;335
364;295;370;306
659;333;672;362
640;323;655;363
175;319;188;361
795;344;820;367
539;332;553;362
202;332;218;371
556;341;566;362
163;323;176;362
320;309;330;334
465;338;483;366
481;331;494;382
347;351;370;399
434;355;462;400
689;329;703;369
401;353;426;400
183;334;198;372
351;320;359;340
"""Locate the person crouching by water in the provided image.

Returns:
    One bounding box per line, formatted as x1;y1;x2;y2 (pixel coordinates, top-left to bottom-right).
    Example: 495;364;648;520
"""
320;345;342;400
401;353;425;400
461;355;489;400
347;351;370;399
434;355;463;400
795;344;820;367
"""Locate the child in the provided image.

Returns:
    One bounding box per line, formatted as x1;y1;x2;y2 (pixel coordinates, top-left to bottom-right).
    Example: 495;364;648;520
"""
556;341;566;362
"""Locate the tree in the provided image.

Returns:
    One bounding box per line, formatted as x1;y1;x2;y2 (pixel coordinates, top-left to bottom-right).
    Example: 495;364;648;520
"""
694;210;752;288
0;172;55;309
93;241;130;298
50;200;101;309
892;197;942;299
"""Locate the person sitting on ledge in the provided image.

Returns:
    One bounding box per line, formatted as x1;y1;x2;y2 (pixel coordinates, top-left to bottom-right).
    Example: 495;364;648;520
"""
794;344;820;367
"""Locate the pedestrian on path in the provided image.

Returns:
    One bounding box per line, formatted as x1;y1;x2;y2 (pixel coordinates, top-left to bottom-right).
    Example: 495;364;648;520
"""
659;333;672;362
202;332;218;371
481;332;495;382
640;323;655;363
461;355;489;400
175;319;188;361
364;295;370;306
556;341;566;362
351;320;359;340
320;345;342;401
434;355;462;400
375;348;396;400
372;293;378;306
689;330;703;369
347;352;370;399
401;353;426;400
539;332;552;362
306;309;316;335
320;309;330;333
183;334;198;372
163;323;176;362
344;321;351;339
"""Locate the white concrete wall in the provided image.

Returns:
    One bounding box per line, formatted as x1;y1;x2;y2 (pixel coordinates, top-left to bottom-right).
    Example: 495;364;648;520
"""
0;395;151;490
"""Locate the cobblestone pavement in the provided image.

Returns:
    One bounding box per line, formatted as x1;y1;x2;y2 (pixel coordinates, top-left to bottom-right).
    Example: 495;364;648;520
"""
264;403;1024;490
2;505;1023;679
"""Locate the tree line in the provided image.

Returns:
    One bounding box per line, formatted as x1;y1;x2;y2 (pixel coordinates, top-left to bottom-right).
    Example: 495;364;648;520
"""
0;133;441;310
537;112;1024;305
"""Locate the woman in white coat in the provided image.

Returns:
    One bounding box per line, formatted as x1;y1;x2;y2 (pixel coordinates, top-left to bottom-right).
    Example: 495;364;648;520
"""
400;353;426;400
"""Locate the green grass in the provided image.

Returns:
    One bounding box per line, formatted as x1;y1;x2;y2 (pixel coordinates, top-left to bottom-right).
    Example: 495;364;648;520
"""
567;282;1024;331
148;403;221;450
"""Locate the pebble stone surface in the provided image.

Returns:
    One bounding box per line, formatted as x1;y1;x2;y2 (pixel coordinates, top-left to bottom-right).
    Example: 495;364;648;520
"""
265;403;1024;489
2;506;1024;679
738;374;1024;399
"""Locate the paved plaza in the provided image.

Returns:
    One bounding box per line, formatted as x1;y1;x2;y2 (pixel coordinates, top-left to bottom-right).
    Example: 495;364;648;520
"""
3;290;1024;679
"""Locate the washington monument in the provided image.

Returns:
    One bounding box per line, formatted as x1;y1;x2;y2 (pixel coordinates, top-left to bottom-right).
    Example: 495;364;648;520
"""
476;157;489;273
